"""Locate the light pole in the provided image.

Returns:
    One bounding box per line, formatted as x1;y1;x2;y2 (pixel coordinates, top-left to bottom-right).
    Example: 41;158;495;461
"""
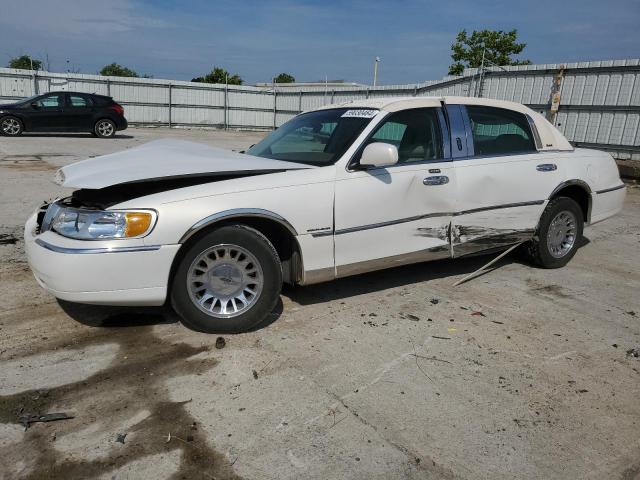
373;56;380;87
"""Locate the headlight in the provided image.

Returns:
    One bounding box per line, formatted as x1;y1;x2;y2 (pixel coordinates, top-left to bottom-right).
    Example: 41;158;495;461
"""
50;207;156;240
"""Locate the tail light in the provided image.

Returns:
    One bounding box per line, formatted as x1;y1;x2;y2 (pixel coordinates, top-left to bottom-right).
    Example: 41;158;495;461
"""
109;103;125;115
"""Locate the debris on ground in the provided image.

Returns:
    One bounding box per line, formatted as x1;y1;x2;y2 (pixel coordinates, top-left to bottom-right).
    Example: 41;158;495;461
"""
612;344;619;348
116;433;127;444
406;314;420;321
432;336;451;340
215;337;226;349
252;369;259;379
0;234;18;245
430;299;440;305
471;311;486;317
627;347;640;358
627;311;636;317
491;320;504;325
19;413;74;431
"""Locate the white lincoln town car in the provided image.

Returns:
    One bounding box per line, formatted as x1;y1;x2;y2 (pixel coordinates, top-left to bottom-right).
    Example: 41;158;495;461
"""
25;96;625;333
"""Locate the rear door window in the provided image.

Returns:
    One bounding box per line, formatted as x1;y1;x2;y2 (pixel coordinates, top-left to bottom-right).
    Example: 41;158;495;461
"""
466;106;536;156
69;95;92;107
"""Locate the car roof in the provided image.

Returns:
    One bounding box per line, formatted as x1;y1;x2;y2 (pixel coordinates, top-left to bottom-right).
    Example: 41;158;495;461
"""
315;95;534;114
313;95;573;152
41;91;111;99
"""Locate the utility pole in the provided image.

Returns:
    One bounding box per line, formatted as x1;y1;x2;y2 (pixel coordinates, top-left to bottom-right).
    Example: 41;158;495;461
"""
373;56;380;87
475;46;486;97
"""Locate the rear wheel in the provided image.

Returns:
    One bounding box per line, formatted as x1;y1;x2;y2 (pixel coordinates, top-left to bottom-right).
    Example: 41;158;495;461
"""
1;116;23;136
522;196;583;268
171;225;282;333
94;119;116;138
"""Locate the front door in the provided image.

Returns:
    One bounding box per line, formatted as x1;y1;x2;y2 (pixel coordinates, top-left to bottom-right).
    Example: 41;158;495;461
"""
334;107;457;277
29;93;66;131
450;104;563;256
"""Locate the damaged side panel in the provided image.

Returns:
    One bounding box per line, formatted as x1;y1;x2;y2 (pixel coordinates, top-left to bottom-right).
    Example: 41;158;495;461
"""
451;204;543;257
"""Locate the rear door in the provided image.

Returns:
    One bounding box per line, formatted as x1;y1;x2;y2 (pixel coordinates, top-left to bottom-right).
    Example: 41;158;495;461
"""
333;107;457;276
64;93;95;131
29;93;66;131
449;104;563;256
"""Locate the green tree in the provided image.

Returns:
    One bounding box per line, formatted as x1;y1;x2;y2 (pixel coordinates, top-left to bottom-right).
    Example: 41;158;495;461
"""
8;55;42;70
448;29;531;76
100;63;139;77
191;67;243;85
274;72;295;83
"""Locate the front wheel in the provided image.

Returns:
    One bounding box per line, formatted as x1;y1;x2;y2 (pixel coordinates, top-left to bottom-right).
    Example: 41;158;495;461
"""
1;116;23;136
522;196;584;268
94;119;116;138
171;225;282;333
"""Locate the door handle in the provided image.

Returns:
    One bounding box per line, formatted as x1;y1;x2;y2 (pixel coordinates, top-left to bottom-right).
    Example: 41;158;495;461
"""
536;163;557;172
423;175;449;186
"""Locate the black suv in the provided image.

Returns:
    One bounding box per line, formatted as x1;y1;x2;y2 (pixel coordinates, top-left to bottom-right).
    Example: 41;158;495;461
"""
0;91;128;138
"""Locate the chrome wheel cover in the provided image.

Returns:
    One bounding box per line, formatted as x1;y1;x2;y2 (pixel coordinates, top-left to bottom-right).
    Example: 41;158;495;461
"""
546;210;577;258
1;118;20;135
187;244;263;318
97;120;114;137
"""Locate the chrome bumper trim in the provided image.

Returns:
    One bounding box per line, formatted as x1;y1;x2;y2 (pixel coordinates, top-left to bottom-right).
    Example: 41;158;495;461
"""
35;238;162;254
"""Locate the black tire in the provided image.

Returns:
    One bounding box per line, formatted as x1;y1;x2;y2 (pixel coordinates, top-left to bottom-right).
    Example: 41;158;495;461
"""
171;225;282;333
521;196;584;268
0;116;23;136
94;118;116;138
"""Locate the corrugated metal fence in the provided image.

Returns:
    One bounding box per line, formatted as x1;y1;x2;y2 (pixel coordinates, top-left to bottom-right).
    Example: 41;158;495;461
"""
1;59;639;159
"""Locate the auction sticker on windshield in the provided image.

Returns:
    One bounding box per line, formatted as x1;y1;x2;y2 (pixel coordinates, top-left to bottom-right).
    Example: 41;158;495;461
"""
341;109;378;118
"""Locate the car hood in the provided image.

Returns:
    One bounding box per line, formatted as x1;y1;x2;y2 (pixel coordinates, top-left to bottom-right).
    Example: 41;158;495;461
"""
54;139;312;189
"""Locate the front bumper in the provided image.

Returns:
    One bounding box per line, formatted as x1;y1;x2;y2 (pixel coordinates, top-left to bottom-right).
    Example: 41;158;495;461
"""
24;213;180;306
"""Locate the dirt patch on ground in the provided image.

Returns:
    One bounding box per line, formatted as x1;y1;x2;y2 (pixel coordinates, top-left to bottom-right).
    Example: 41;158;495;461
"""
0;155;59;171
0;308;242;480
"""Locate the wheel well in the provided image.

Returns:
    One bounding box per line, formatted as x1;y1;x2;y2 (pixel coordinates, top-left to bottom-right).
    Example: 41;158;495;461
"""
550;185;591;222
169;216;303;289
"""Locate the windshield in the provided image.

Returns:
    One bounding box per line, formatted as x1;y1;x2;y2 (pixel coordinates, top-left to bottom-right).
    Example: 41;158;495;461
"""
15;94;42;105
247;108;378;166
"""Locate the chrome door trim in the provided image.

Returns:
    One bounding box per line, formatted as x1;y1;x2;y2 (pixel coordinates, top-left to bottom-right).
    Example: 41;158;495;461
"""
180;208;298;244
319;200;546;237
35;238;162;254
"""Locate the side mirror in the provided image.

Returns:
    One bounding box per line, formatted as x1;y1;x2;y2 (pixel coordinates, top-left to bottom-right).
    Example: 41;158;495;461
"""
30;102;39;109
359;142;399;168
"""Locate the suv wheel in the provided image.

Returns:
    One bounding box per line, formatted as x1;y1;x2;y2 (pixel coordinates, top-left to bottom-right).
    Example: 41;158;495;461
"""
522;196;584;268
1;116;23;136
94;119;116;138
171;225;282;333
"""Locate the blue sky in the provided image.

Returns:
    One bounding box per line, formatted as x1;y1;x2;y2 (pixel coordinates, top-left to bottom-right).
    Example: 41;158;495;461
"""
1;0;638;85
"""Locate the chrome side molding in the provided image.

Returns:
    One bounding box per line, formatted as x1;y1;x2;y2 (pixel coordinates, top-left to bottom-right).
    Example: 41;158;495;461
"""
35;238;162;254
179;208;298;244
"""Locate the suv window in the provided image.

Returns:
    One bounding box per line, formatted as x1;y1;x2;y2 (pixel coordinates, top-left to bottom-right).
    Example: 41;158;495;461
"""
69;95;92;107
362;108;443;164
35;94;64;108
466;106;535;156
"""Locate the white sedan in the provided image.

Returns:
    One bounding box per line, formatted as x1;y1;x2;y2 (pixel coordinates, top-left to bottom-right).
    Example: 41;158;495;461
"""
25;96;626;333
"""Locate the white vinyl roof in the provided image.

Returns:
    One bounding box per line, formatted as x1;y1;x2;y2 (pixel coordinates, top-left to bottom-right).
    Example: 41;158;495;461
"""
315;96;573;151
